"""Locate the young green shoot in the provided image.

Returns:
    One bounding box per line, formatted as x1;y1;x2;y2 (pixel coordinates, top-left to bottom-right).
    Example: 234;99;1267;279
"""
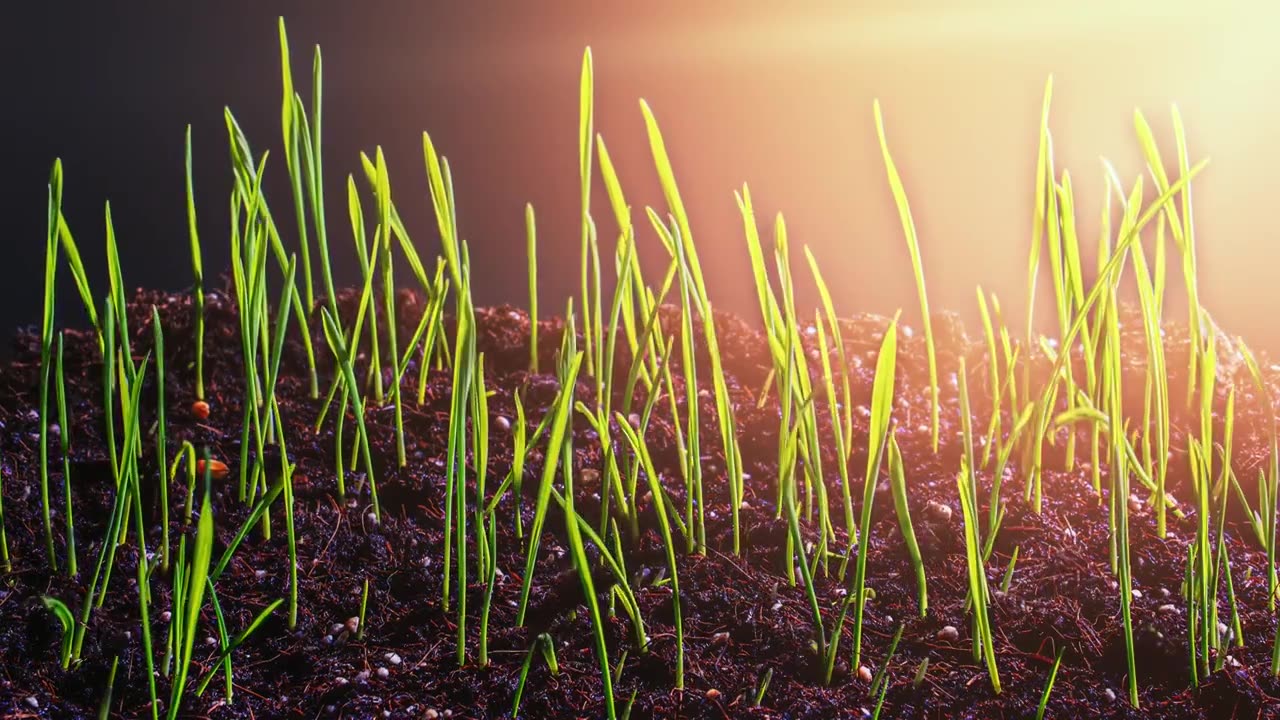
873;100;938;454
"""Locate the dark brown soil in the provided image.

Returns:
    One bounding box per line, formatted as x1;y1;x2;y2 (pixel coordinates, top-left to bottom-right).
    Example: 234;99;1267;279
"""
2;280;1280;719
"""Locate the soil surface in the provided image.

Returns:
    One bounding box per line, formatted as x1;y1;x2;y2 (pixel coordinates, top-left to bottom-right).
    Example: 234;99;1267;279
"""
2;282;1280;719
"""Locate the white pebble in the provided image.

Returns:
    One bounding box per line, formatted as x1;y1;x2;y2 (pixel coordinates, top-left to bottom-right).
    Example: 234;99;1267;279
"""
160;611;172;622
1104;688;1117;702
857;665;873;682
24;697;38;709
334;676;348;686
376;666;389;679
494;416;511;432
1158;604;1179;614
425;711;440;720
205;636;217;646
386;652;402;665
355;670;370;684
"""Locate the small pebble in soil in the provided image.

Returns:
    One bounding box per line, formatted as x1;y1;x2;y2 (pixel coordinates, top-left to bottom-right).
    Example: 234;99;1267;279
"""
937;625;960;642
1104;688;1117;702
386;652;402;665
927;502;952;522
324;635;334;645
494;415;511;432
425;711;439;720
334;676;348;686
712;631;730;644
205;636;217;646
376;666;389;679
160;611;171;622
345;617;361;634
1158;604;1179;614
255;569;267;579
857;665;873;682
1132;589;1143;599
355;670;370;684
24;697;38;709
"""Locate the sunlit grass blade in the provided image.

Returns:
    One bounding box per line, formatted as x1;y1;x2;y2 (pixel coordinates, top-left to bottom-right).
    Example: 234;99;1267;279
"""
873;100;938;453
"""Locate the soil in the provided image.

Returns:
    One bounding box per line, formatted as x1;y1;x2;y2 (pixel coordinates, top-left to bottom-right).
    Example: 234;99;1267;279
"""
1;279;1280;719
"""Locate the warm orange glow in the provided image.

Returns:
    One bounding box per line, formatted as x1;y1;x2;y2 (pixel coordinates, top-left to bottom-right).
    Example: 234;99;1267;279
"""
399;0;1280;349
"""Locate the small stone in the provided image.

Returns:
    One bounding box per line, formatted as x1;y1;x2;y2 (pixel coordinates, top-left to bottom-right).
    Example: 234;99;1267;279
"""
857;665;873;682
366;512;378;525
376;666;389;679
255;569;267;580
386;652;402;665
205;636;217;646
332;623;346;635
927;502;953;522
425;711;440;720
1158;604;1179;614
345;617;361;634
1159;588;1171;598
711;631;730;644
24;697;38;709
937;625;960;642
324;634;334;644
1128;494;1142;513
160;611;172;622
1131;589;1143;599
494;415;511;432
334;676;348;686
355;670;370;684
1104;688;1117;702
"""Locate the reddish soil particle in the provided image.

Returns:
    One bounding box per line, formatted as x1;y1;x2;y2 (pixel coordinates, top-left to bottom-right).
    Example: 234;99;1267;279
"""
0;283;1278;719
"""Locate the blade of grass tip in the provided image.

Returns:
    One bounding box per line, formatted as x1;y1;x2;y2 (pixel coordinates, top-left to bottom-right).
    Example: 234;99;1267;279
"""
578;47;595;377
39;177;59;569
873;101;938;454
1036;646;1066;720
526;202;539;373
185;125;206;401
55;333;76;576
374;148;406;467
279;17;315;309
50;160;102;351
152;306;170;572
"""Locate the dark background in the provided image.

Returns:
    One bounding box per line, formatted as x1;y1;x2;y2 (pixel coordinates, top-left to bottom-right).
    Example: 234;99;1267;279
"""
3;1;1277;357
